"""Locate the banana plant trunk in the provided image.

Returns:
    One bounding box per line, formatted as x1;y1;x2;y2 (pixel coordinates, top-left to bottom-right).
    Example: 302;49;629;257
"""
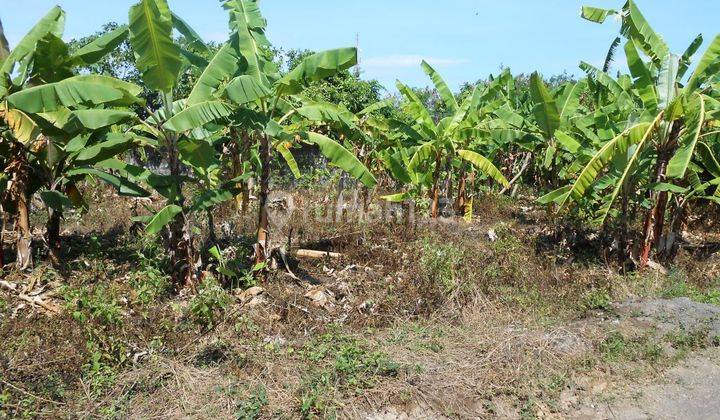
46;206;61;265
444;155;454;209
361;154;373;213
230;129;251;214
618;185;630;269
207;210;217;246
640;149;672;267
454;167;467;216
167;134;196;291
430;152;443;218
240;132;252;215
0;209;5;268
662;199;687;261
9;144;32;270
255;132;271;264
15;194;31;270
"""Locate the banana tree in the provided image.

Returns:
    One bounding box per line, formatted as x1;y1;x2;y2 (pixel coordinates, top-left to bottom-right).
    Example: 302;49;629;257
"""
29;105;148;263
658;138;720;258
11;23;145;264
120;0;224;289
525;73;592;187
0;8;143;269
552;0;720;265
143;0;375;271
388;61;509;218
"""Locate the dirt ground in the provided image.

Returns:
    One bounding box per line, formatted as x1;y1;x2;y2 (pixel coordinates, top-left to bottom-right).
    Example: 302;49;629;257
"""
366;297;720;419
571;299;720;420
573;348;720;420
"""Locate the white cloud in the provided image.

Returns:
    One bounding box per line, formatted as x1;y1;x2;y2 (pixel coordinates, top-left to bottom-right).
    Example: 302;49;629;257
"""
201;31;230;43
363;55;469;69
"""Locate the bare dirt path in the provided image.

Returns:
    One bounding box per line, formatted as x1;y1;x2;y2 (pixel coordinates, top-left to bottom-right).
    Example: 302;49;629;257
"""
369;298;720;419
567;298;720;420
573;348;720;420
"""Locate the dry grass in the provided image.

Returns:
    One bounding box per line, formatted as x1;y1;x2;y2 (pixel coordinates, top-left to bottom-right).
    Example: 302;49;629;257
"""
2;187;720;418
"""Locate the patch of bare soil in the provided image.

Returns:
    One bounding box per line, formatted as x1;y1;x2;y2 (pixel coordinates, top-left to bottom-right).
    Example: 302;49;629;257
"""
568;298;720;420
364;298;720;419
573;348;720;420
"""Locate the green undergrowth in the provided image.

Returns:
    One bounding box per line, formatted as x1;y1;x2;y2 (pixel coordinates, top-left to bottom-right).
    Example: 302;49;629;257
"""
296;326;401;418
661;268;720;306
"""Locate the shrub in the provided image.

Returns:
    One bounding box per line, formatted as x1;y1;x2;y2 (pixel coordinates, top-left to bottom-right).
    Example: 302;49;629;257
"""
62;285;124;326
580;288;612;311
299;328;400;417
419;237;462;293
130;265;171;306
235;385;268;420
662;269;720;306
187;276;232;329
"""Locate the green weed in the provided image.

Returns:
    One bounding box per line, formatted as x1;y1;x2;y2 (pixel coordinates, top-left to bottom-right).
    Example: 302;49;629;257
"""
82;338;127;397
419;237;462;293
298;327;400;418
665;328;709;359
662;269;720;306
580;288;612;311
187;276;232;329
235;385;269;419
599;331;663;363
61;285;124;326
129;264;171;306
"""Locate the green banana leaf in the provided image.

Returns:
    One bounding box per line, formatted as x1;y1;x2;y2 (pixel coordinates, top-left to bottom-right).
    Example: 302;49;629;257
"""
128;0;182;92
170;12;208;53
225;0;271;84
224;75;271;105
687;34;720;92
457;150;510;188
529;72;560;139
304;132;376;188
276;142;300;179
580;6;617;23
421;60;458;113
624;40;658;112
73;133;135;165
187;42;242;106
668;93;705;179
678;34;704;80
39;190;73;212
163;100;234;132
69;25;129;66
1;6;65;86
621;0;670;64
70;109;136;130
275;48;357;96
67;167;150;197
145;204;182;236
7;77;126;113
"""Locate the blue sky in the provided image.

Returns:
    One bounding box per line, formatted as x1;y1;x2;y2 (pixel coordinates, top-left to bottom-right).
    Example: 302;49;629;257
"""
3;1;719;92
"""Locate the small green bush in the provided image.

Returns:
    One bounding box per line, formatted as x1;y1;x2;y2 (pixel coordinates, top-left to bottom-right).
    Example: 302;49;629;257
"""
419;237;462;293
187;276;232;329
599;331;663;363
298;328;399;417
580;288;612;311
130;265;171;306
62;286;124;326
235;385;268;420
662;269;720;306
